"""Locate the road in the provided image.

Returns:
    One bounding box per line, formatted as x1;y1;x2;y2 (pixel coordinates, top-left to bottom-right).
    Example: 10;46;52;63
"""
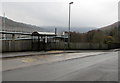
3;51;118;81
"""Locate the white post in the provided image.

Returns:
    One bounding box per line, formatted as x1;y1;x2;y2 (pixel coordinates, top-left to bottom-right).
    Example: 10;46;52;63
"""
45;36;47;43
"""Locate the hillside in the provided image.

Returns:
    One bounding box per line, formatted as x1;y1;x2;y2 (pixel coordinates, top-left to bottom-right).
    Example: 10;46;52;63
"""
1;16;119;35
100;21;120;32
69;21;120;43
0;16;43;33
43;26;96;33
0;16;97;33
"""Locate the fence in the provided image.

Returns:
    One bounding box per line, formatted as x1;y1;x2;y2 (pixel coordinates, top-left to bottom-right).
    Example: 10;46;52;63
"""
50;42;109;50
1;39;120;52
1;39;32;52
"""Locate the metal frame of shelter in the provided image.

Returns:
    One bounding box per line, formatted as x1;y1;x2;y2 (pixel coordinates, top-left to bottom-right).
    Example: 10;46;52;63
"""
0;31;32;40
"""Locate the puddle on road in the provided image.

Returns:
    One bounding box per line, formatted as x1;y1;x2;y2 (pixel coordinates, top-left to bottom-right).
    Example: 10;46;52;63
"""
21;58;37;63
6;52;106;64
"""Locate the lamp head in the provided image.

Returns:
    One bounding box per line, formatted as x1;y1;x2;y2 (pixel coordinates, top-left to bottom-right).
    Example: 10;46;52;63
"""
69;2;73;4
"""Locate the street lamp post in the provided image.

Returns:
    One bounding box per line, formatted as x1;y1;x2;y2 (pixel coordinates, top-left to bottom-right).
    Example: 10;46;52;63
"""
68;2;73;49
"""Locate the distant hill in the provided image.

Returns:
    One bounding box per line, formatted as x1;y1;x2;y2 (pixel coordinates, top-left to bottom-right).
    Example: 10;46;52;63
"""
0;16;119;34
0;16;119;43
0;16;97;34
100;21;120;32
69;21;120;43
0;16;44;33
42;26;97;34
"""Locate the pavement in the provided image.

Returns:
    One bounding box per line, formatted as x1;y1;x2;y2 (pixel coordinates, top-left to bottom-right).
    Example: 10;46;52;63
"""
1;50;111;58
2;51;118;81
1;50;88;59
1;50;67;58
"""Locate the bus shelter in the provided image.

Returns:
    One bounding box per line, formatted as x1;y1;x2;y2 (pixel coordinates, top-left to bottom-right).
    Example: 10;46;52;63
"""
32;31;55;51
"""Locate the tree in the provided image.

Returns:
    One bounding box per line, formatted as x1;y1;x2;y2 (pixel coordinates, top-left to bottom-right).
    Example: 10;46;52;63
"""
104;36;115;44
70;32;82;42
109;27;118;42
92;30;105;49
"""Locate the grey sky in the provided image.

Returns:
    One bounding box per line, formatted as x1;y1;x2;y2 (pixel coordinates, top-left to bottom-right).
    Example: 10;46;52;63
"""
1;0;119;28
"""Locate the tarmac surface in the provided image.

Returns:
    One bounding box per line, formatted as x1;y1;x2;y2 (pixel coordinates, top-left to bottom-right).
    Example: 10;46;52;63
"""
2;51;107;71
2;51;118;81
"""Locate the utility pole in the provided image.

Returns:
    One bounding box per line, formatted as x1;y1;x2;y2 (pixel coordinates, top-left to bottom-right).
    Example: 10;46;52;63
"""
3;12;6;39
55;28;57;50
3;12;5;31
68;2;73;49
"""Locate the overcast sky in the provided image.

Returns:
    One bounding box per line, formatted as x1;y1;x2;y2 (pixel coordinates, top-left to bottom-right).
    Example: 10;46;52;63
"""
0;0;119;28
